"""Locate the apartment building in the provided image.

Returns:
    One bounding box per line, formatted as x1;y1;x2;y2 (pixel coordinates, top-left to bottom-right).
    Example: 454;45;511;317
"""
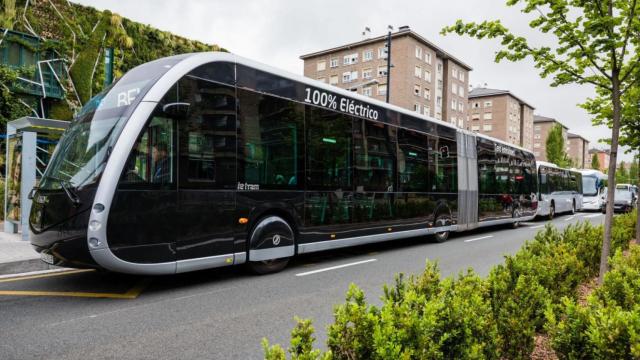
467;87;535;151
588;148;610;172
567;132;590;168
300;26;472;127
532;115;569;162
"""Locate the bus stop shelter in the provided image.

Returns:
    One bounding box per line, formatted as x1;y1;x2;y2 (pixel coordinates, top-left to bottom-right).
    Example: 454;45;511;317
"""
4;117;68;241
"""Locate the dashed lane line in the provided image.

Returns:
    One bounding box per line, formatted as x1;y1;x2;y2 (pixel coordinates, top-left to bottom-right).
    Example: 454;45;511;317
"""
295;259;377;277
464;235;494;243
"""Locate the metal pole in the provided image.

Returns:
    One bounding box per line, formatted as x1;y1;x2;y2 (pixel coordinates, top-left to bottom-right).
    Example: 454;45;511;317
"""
385;29;392;103
104;47;114;87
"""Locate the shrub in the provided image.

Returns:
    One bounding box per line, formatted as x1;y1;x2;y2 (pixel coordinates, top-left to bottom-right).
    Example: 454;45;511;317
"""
488;266;550;359
595;245;640;310
262;317;330;360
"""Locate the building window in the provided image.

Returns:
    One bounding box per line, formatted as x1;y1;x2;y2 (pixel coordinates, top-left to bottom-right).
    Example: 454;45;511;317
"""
458;86;464;97
436;96;442;107
451;116;457;125
424;88;431;100
534;143;541;148
484;100;492;107
459;71;465;82
377;84;387;95
458;118;464;128
471;113;480;120
452;68;458;78
437;79;443;90
483;112;492;120
317;60;326;71
452;83;458;95
329;75;338;85
363;86;372;97
343;53;358;65
414;65;422;78
363;49;373;62
425;52;432;64
329;58;338;68
437;63;443;74
534;151;540;156
414;85;421;96
458;102;463;112
317;77;326;83
471;125;480;131
342;71;357;83
415;46;423;59
483;124;493;131
424;70;432;82
414;103;421;113
378;47;388;59
377;66;387;77
534;134;540;139
423;105;431;116
362;68;373;79
534;125;541;131
451;99;457;110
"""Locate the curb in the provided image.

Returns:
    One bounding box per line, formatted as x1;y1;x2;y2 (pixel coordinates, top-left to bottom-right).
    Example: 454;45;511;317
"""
0;258;60;276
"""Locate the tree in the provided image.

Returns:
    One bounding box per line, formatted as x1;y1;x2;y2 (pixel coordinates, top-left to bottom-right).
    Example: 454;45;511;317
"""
442;0;640;283
630;157;639;186
591;153;601;170
545;123;570;167
617;161;628;183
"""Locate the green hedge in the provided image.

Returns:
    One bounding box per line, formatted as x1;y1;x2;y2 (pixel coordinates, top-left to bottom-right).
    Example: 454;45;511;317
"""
263;211;637;359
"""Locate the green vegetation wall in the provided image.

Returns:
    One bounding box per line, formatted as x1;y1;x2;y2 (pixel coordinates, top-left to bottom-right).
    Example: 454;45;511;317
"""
3;0;226;120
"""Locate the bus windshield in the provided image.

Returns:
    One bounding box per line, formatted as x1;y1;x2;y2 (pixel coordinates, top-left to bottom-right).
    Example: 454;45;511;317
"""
582;175;599;196
39;57;185;190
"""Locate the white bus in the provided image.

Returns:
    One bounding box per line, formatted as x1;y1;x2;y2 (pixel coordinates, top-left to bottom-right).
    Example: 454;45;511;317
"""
578;169;607;210
536;161;583;219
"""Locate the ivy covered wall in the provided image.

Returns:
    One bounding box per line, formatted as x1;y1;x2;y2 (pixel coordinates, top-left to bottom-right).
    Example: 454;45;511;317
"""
1;0;226;121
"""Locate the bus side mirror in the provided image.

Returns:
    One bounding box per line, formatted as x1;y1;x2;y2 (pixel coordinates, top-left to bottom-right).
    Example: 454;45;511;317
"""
162;102;190;118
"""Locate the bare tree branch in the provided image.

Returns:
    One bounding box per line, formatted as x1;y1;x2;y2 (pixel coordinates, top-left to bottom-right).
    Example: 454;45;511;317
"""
618;0;637;66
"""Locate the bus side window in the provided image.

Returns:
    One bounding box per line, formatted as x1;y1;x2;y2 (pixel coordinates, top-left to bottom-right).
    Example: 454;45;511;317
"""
121;116;176;187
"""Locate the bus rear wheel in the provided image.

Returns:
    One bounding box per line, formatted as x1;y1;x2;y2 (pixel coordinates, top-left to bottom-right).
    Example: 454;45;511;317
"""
432;214;451;243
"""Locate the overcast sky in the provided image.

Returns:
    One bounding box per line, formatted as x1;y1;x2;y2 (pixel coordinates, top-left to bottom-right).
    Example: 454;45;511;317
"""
76;0;634;162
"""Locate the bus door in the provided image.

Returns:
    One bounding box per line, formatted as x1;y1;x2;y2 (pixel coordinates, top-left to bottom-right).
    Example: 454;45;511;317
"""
174;76;237;261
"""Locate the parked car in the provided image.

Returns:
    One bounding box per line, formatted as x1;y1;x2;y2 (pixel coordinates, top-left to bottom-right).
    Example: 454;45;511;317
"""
602;188;636;213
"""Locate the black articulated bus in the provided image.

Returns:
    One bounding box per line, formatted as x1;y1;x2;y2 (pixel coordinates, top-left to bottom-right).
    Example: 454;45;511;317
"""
29;52;538;275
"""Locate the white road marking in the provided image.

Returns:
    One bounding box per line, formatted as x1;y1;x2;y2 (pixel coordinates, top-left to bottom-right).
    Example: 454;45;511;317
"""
530;224;545;229
564;216;576;221
464;235;494;243
295;259;377;277
584;213;602;218
0;268;87;280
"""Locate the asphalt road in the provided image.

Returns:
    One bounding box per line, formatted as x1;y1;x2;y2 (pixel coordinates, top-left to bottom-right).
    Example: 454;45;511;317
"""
0;212;606;360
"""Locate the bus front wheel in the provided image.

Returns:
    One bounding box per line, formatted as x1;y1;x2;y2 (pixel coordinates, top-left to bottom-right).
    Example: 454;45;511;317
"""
247;216;294;275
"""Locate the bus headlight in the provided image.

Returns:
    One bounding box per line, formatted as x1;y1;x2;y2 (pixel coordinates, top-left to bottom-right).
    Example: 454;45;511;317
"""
89;220;102;231
89;237;101;248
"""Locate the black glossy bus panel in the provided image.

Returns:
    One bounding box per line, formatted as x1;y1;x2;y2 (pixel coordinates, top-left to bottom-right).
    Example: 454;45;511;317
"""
176;190;237;260
107;189;178;263
236;191;304;250
29;187;98;268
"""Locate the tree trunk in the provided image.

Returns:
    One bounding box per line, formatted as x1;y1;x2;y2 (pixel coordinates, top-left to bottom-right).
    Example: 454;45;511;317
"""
598;71;622;284
637;155;639;243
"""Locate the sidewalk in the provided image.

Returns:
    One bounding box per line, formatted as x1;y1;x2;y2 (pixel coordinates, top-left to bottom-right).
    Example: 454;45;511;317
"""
0;229;55;275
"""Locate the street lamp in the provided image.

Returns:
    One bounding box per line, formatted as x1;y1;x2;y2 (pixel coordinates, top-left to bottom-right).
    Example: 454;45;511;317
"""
385;25;394;103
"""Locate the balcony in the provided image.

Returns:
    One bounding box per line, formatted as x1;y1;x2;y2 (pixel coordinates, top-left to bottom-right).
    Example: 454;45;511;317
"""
0;29;66;100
